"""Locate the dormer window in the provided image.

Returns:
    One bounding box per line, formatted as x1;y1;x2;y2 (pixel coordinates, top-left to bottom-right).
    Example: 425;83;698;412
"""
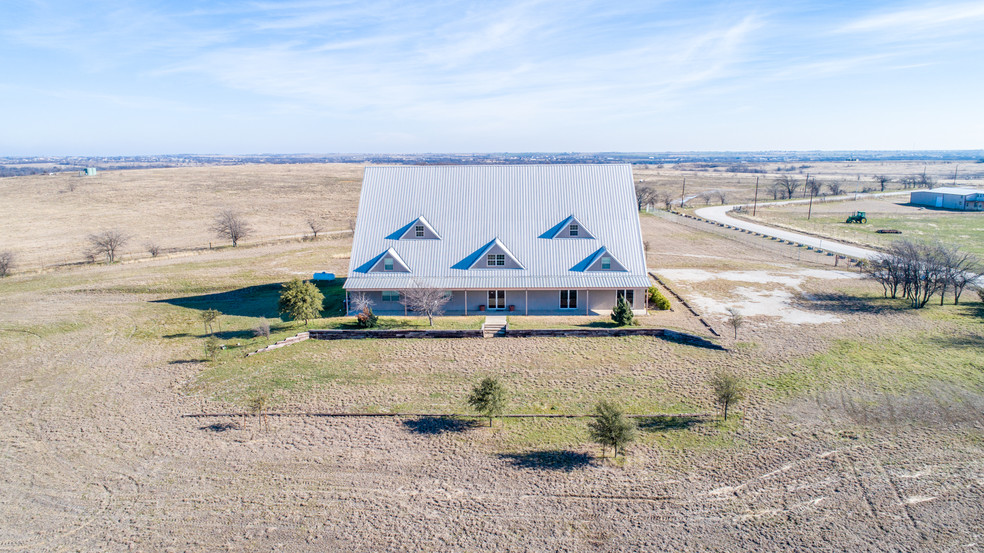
601;256;611;269
391;216;441;240
384;257;394;271
487;254;505;266
543;215;594;239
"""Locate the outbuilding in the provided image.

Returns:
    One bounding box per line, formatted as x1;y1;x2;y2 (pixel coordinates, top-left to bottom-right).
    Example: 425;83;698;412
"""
910;187;984;211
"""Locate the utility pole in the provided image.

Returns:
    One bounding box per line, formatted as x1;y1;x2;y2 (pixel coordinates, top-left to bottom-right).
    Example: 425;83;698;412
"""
752;176;760;216
804;173;810;198
680;178;686;209
953;165;959;186
807;178;815;220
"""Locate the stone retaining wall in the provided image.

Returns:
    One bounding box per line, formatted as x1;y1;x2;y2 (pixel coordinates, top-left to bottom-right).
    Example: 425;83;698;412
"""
309;329;483;340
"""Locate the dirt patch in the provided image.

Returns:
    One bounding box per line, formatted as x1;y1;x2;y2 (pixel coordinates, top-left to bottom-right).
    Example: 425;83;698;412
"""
658;268;861;325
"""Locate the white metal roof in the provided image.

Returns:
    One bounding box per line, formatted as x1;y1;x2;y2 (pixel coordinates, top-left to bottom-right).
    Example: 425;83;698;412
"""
918;187;984;196
345;164;650;290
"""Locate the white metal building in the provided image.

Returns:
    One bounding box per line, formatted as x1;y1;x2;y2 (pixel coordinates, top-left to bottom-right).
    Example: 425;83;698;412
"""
344;164;651;316
910;187;984;211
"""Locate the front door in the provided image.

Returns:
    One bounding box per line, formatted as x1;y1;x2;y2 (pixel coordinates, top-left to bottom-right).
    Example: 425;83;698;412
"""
488;290;505;310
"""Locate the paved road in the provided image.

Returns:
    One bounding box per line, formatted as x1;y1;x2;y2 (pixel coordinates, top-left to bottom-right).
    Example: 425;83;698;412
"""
693;193;910;261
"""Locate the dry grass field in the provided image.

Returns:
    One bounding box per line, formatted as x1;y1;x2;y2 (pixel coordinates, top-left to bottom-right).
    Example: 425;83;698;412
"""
0;163;363;269
1;162;983;551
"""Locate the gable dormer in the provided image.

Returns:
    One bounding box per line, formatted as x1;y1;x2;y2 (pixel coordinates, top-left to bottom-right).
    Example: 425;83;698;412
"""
363;248;411;273
388;216;441;240
542;215;594;239
571;246;627;272
453;238;525;270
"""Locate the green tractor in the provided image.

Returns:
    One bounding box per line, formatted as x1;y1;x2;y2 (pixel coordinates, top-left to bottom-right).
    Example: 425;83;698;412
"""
845;211;867;224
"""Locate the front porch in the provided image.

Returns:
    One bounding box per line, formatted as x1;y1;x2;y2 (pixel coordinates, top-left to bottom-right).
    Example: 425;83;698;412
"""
345;288;648;317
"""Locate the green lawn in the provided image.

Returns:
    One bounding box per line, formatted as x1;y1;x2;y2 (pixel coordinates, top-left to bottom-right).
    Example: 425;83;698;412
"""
751;207;984;257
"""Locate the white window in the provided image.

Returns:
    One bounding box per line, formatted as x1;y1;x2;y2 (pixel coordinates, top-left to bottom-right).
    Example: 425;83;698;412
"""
569;223;579;237
616;289;634;306
384;257;394;271
415;225;424;237
560;289;578;309
601;256;611;270
443;290;453;300
382;290;400;302
487;253;505;266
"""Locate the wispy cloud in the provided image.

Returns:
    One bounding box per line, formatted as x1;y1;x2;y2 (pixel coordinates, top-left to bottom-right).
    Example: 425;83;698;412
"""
838;2;984;33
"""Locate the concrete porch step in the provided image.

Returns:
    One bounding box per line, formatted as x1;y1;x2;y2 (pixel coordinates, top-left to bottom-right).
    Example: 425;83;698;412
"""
482;316;508;338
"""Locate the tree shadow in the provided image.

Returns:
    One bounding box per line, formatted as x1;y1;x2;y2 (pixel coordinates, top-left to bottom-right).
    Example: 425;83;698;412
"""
212;329;257;340
800;292;903;315
401;416;480;435
169;359;202;365
153;278;347;319
498;450;594;472
661;330;726;351
636;415;707;433
581;320;618;328
937;332;984;349
200;421;240;432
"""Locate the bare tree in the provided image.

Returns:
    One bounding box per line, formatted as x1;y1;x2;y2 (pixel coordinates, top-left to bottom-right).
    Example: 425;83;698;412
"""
0;250;13;277
726;307;744;339
714;190;728;205
870;240;949;308
211;210;252;247
350;291;375;314
348;217;357;233
918;170;936;189
806;178;823;197
659;192;674;211
827;180;845;196
872;175;892;192
87;229;130;263
145;242;161;257
400;281;451;326
938;246;979;305
697;192;711;206
773;175;800;199
634;184;660;210
767;180;784;200
306;215;325;239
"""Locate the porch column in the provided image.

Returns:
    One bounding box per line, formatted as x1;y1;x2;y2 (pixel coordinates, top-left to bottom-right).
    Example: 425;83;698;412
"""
525;290;528;316
585;290;589;316
465;290;468;316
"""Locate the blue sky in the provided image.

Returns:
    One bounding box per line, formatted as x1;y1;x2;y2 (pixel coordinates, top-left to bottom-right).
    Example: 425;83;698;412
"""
2;0;983;155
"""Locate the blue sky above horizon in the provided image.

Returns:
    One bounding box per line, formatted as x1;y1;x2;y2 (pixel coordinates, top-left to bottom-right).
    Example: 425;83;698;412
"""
2;0;983;155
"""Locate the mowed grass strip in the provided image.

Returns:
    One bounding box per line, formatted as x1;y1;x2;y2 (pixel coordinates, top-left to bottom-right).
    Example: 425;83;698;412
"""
763;330;984;397
753;203;984;257
190;335;701;414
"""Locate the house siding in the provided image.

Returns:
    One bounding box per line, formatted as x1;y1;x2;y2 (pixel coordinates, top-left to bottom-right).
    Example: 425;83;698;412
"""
348;288;647;316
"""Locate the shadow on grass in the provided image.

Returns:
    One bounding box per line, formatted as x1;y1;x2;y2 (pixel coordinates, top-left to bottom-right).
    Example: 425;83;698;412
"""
401;416;481;435
802;292;904;315
153;278;347;319
498;450;593;472
636;415;706;433
937;332;984;349
200;422;239;432
169;359;202;365
581;320;618;328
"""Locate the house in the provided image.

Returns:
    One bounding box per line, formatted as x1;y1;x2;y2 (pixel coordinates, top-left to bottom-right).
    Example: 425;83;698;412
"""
344;164;651;316
910;187;984;211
